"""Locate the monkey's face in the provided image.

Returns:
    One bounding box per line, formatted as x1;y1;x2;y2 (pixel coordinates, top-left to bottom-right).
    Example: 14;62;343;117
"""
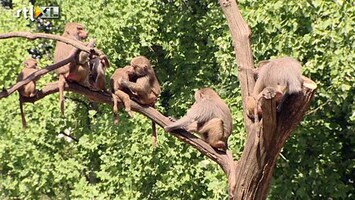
132;64;148;77
99;55;110;69
76;25;89;40
25;60;38;69
65;23;89;40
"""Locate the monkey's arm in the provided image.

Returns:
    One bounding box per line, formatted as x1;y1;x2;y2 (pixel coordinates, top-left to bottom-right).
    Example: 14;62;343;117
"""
78;51;90;65
120;77;150;94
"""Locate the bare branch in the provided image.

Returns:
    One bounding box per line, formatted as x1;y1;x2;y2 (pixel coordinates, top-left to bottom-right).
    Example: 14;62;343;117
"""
0;32;93;53
20;81;238;178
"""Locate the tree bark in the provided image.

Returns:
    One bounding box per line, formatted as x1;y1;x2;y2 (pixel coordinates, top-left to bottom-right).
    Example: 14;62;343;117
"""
218;0;317;199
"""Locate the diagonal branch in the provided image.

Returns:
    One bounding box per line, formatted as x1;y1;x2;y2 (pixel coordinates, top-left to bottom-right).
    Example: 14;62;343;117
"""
0;32;94;53
21;82;237;173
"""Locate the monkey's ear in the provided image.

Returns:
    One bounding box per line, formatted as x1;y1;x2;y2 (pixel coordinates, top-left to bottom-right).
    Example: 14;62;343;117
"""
197;91;205;99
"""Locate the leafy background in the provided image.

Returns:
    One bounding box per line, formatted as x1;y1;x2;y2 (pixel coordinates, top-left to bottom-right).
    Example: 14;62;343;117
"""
0;0;354;199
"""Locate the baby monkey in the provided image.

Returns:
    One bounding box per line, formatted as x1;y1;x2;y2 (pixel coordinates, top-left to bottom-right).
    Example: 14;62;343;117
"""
165;88;233;151
246;57;304;117
110;65;135;124
17;58;40;128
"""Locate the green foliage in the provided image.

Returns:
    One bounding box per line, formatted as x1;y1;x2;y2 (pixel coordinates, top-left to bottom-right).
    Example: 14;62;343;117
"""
0;0;353;199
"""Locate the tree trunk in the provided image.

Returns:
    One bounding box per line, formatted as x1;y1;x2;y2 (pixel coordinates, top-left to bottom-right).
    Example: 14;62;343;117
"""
218;0;317;199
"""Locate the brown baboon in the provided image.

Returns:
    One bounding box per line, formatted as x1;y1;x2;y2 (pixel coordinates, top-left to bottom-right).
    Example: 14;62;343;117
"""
119;56;161;146
17;58;40;128
165;88;233;151
89;54;110;91
54;22;90;115
110;65;135;124
246;57;304;117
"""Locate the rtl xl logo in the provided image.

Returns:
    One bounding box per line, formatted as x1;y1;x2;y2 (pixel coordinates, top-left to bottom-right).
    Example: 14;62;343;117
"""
16;6;60;21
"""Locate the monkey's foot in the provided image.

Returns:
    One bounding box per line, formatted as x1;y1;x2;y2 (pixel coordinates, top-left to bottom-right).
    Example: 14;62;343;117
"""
114;117;120;124
211;141;227;151
126;110;134;117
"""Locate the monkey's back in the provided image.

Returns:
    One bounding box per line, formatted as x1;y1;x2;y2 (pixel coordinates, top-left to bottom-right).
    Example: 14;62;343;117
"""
110;67;131;92
194;96;233;136
54;41;72;75
258;57;303;94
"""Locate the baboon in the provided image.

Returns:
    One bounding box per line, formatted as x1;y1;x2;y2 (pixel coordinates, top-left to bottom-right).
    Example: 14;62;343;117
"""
119;56;161;105
165;88;233;151
89;54;110;91
246;57;304;117
17;58;40;128
110;65;135;124
54;22;90;115
119;56;161;146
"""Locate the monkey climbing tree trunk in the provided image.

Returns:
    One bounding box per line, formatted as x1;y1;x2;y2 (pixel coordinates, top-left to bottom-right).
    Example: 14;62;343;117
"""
218;0;317;199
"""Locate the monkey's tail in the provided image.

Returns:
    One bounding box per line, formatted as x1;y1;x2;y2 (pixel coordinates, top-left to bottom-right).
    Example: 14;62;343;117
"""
59;75;66;115
19;97;27;129
152;120;157;148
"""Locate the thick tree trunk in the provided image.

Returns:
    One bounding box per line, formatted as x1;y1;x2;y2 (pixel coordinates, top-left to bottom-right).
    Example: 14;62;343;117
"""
218;0;317;199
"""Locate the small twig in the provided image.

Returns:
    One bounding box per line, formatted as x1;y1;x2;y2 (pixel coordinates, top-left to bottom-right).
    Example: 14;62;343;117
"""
60;132;79;142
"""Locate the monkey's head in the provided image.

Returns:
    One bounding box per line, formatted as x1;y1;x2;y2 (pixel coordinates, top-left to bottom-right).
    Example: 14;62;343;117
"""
194;88;219;102
64;22;89;40
130;56;152;77
24;58;38;69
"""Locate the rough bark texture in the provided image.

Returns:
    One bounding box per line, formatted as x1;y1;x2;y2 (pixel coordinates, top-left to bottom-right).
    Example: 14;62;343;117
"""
218;0;317;199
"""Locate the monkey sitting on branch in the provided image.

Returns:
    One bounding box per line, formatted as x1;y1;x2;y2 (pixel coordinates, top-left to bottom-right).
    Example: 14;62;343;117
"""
118;56;161;147
17;58;40;128
164;88;233;151
246;57;304;118
110;65;136;124
54;22;91;115
88;45;110;91
119;56;161;105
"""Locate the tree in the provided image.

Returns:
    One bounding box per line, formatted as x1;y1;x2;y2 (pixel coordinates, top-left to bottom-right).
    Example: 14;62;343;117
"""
0;0;353;199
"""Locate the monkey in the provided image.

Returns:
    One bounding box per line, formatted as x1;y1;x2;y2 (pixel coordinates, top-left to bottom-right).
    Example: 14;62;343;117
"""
119;56;161;105
17;58;40;128
89;54;110;90
119;56;161;146
110;65;136;124
164;88;233;151
246;57;304;117
54;22;90;115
